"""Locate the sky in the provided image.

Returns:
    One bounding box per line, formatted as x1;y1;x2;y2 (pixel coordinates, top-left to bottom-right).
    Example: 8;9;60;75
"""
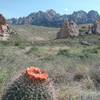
0;0;100;18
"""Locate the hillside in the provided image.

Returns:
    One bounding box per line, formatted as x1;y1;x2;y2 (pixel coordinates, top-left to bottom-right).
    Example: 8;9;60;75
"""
12;25;59;41
0;25;100;100
9;9;100;27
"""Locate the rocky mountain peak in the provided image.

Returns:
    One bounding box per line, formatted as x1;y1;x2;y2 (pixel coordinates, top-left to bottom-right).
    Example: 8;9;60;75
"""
46;9;57;16
88;10;99;17
72;10;87;17
87;10;100;23
9;10;100;27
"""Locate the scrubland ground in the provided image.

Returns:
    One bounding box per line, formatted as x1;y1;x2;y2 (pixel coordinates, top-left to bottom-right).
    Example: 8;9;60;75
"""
0;25;100;100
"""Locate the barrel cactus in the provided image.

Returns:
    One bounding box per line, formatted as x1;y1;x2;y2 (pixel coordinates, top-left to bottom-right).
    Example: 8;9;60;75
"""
2;66;57;100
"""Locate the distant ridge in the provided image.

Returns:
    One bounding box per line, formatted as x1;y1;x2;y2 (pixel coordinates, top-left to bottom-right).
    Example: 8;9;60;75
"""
9;9;100;27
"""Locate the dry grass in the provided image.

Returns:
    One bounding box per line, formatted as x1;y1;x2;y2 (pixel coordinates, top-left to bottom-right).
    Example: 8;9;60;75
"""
0;25;100;100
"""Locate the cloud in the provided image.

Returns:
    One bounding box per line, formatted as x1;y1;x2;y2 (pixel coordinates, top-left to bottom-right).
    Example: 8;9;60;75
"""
64;8;71;14
65;8;68;12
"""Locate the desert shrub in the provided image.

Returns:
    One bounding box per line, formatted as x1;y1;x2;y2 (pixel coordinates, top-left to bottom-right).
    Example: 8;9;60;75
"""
81;26;86;29
78;53;89;59
0;55;5;61
79;29;86;33
73;73;84;82
0;41;10;46
96;46;100;50
41;55;55;61
14;42;20;46
9;33;30;48
25;47;38;55
89;66;100;90
82;48;98;54
57;49;70;56
31;47;38;52
78;47;98;60
82;78;95;90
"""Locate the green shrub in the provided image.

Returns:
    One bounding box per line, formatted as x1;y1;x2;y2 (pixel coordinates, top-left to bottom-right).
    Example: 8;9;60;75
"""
14;42;20;46
79;29;86;33
96;46;100;50
26;47;38;54
57;49;70;56
78;53;90;60
31;47;38;52
89;66;100;90
82;48;98;54
41;55;54;61
0;41;10;46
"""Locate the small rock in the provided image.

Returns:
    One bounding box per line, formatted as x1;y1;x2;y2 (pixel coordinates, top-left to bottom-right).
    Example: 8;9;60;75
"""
80;41;92;46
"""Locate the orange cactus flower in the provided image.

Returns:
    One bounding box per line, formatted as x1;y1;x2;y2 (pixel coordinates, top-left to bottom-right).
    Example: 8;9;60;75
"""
26;67;48;81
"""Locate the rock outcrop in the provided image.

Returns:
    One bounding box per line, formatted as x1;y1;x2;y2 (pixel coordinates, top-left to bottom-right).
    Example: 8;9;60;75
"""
87;25;92;34
57;21;79;38
0;14;11;41
92;20;100;34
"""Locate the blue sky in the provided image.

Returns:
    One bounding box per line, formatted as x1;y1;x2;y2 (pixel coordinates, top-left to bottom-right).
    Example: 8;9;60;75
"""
0;0;100;18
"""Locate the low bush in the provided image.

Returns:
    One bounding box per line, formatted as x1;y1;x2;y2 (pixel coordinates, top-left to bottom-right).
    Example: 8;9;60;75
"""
57;49;70;56
89;66;100;90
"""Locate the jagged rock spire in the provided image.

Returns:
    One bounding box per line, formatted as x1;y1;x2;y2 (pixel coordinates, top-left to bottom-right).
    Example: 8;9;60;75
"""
57;20;79;38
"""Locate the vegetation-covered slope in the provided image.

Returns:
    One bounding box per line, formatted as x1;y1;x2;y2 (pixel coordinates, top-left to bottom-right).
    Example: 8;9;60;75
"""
0;25;100;100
